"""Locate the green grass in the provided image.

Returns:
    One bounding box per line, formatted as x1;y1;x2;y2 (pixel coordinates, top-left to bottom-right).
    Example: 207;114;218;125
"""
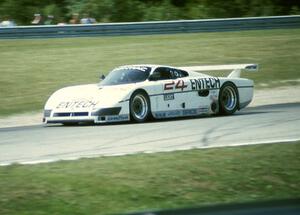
0;29;300;116
0;142;299;215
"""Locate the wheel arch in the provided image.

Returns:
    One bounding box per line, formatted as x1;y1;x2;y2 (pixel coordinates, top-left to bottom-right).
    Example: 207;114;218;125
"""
130;88;149;98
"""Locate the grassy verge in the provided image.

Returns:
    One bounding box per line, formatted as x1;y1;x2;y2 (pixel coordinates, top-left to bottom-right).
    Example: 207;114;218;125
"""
0;142;299;215
0;29;300;116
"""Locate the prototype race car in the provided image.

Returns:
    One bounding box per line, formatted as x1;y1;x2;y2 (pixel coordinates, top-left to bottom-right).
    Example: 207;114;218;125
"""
43;64;258;125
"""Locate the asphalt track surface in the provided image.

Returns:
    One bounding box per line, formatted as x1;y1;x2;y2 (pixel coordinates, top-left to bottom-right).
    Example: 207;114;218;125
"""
0;103;300;166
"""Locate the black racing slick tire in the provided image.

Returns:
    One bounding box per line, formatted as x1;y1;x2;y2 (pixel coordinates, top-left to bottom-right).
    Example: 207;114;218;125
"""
218;82;239;115
130;91;151;123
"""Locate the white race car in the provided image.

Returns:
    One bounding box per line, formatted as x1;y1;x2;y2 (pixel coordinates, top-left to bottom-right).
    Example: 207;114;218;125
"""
43;64;258;125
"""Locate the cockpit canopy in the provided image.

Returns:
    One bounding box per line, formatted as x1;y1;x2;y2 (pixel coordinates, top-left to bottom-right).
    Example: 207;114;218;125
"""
99;65;189;86
100;66;151;86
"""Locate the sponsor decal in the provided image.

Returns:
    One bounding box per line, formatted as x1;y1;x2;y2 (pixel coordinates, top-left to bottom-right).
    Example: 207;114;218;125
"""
183;109;198;115
166;110;181;117
95;114;129;123
190;77;220;90
56;99;98;109
106;115;129;122
164;80;188;91
154;107;209;118
155;112;167;118
117;66;149;72
164;93;174;101
198;106;210;113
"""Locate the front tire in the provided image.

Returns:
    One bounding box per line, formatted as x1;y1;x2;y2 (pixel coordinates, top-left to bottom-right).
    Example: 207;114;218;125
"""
130;91;151;123
219;82;239;115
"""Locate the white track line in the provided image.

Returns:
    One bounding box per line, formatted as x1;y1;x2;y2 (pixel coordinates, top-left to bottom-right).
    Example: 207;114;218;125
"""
1;138;299;166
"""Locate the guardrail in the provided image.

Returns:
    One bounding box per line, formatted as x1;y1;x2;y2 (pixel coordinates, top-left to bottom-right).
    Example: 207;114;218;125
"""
0;15;300;39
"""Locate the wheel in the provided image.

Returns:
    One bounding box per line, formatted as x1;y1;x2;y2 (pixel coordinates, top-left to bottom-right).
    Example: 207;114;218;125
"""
218;82;239;115
130;91;151;123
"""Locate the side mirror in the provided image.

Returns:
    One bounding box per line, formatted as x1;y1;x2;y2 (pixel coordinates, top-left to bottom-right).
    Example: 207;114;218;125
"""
100;74;105;81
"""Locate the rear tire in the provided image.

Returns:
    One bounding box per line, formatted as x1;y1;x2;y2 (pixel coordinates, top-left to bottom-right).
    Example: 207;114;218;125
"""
218;82;239;115
130;91;151;123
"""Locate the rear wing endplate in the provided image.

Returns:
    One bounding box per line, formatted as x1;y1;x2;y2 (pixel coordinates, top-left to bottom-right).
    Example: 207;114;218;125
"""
179;64;258;78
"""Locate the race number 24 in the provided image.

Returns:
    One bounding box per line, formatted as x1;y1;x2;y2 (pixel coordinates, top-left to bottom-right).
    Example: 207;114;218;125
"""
164;80;187;91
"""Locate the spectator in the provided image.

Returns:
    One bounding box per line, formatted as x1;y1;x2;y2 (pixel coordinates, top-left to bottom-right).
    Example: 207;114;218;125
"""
57;17;67;26
0;20;16;27
44;15;54;25
31;14;44;25
69;13;80;24
0;17;16;27
80;14;96;24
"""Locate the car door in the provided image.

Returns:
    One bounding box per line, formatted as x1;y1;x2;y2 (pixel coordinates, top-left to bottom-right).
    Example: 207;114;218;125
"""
150;67;191;118
158;68;213;117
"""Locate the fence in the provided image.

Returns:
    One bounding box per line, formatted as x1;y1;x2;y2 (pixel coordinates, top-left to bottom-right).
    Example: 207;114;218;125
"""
0;15;299;39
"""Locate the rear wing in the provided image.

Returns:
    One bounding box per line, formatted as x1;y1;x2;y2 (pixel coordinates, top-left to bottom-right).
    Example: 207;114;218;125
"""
179;64;258;78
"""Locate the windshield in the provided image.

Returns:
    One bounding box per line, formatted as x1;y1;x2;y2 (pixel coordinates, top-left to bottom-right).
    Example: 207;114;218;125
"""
100;66;151;86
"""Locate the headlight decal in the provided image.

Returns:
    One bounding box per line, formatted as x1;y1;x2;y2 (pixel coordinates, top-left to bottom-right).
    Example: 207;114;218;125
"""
44;109;52;117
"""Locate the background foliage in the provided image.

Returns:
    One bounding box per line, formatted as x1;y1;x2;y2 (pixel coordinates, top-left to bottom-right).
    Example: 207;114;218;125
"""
0;0;300;25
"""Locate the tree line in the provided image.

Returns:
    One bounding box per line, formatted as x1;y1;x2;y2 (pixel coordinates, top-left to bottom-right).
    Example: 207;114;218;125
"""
0;0;299;25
